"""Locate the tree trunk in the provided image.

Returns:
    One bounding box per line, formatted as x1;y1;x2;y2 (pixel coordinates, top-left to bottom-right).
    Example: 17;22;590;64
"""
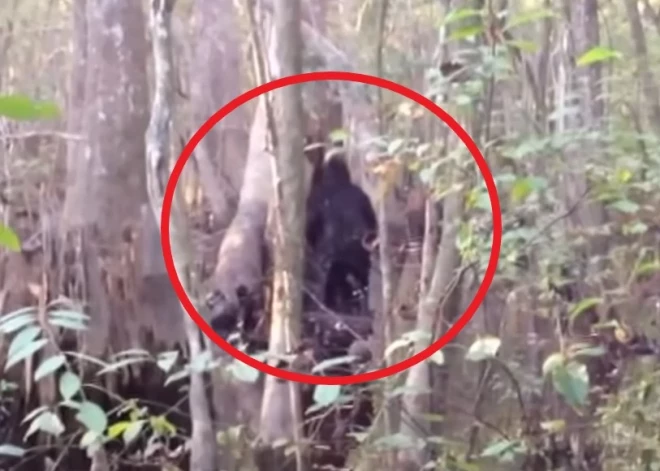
190;0;249;222
624;0;660;130
257;1;307;470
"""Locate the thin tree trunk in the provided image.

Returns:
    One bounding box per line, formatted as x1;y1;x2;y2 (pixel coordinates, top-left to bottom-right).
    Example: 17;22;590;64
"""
624;0;660;130
258;1;307;469
145;1;217;470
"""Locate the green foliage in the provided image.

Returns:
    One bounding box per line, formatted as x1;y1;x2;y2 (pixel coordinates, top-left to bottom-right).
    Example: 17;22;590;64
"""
0;224;21;252
0;94;60;120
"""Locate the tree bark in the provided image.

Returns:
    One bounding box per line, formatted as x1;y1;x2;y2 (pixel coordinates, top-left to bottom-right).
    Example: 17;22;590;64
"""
257;1;307;469
624;0;660;130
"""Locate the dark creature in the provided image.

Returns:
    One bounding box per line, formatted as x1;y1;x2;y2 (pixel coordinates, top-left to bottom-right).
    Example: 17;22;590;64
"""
303;138;378;316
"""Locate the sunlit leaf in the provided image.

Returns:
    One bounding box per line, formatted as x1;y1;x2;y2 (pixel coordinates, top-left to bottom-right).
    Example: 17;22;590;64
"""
156;351;179;373
540;419;566;433
107;421;130;439
384;338;412;359
623;221;648;235
48;309;90;323
449;24;485;41
634;260;660;276
576;46;622;66
329;128;349;144
569;297;602;322
80;430;101;448
313;385;341;407
123;420;145;445
387;138;405;155
228;360;259;383
149;415;176;437
0;94;60;120
465;336;501;361
542;352;565;377
96;357;150;376
24;411;65;440
0;444;26;457
47;316;88;331
0;224;21;252
34;354;66;382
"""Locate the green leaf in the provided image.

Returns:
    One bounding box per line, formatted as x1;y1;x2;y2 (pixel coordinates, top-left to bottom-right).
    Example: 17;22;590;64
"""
109;348;151;361
329;128;349;144
80;430;101;448
504;8;556;30
7;325;42;358
123;420;145;445
481;439;519;458
228;360;260;383
96;357;149;376
623;221;648;235
5;338;49;371
576;46;622;66
570;345;606;359
75;401;108;435
313;384;341;407
608;199;639;214
443;8;483;25
34;354;66;382
24;411;65;440
0;224;21;252
48;309;91;323
0;94;60;120
59;371;82;401
551;361;589;408
156;351;179;373
107;421;131;439
465;336;501;362
449;24;485;41
510;177;534;204
454;94;473;106
387;138;405;155
569;297;603;322
0;313;37;334
384;338;412;359
311;355;356;374
402;330;433;343
634;260;660;276
21;405;49;425
47;316;89;331
0;444;26;457
542;352;565;376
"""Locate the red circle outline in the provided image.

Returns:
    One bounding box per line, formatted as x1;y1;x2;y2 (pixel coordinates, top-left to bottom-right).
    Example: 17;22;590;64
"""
161;71;502;386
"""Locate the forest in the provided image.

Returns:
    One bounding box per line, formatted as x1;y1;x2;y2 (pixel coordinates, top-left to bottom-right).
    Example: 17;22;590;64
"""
1;0;660;470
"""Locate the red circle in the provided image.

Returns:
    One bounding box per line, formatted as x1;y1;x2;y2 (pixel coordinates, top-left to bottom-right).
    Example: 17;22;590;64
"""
161;71;502;386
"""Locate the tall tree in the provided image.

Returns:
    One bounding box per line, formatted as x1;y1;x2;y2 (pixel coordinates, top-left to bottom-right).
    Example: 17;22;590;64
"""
257;0;307;469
